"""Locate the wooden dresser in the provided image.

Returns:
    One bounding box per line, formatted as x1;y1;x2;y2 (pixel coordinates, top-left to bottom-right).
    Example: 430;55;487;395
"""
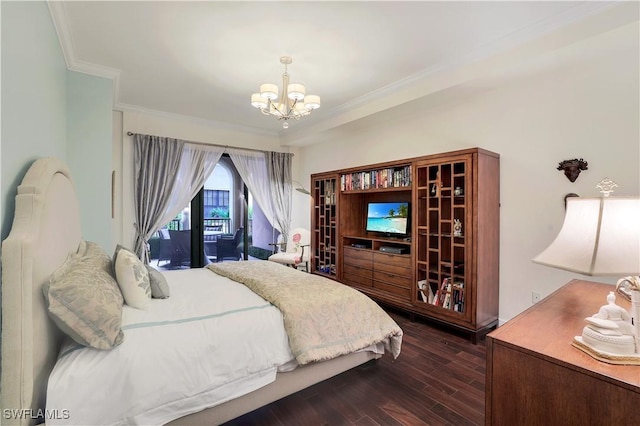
486;279;640;425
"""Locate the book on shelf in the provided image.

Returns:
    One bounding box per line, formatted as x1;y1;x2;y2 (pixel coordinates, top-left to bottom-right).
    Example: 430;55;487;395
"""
340;165;413;191
452;281;465;312
417;280;434;304
433;277;450;306
442;281;453;309
432;279;441;306
417;280;427;303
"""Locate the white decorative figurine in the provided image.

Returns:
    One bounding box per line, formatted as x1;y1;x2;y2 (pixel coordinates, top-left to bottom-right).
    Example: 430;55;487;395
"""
573;290;640;364
453;219;462;237
617;276;640;353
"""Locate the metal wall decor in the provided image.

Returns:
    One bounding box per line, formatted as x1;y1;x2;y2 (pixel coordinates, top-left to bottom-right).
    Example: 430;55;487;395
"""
557;158;588;182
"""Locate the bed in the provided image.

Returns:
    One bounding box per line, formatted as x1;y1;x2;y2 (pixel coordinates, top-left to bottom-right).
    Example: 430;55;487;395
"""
0;157;403;426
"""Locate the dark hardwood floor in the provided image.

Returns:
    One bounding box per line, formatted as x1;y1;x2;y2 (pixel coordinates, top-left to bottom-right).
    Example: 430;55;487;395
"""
223;310;487;426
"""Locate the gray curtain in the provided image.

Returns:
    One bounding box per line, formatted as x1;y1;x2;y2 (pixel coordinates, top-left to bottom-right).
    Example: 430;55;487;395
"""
266;151;293;241
133;134;222;263
227;148;277;231
227;149;293;240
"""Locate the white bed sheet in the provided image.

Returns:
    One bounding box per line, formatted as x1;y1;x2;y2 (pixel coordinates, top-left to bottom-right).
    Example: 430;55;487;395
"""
46;268;295;426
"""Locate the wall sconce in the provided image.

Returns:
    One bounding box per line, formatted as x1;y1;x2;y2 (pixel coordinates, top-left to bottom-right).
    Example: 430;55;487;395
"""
557;158;588;182
293;181;310;195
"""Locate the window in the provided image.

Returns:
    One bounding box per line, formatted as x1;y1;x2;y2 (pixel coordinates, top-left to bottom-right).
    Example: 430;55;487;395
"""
204;189;229;218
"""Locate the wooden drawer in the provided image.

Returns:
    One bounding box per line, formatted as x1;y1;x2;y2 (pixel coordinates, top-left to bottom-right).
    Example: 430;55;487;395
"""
343;272;373;288
344;247;373;261
373;270;411;288
373;252;410;268
372;279;411;298
375;261;411;277
343;248;373;269
344;257;373;270
343;264;373;279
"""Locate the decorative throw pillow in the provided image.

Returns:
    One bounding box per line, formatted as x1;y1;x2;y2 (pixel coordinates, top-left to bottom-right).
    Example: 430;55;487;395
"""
113;245;151;309
146;265;170;299
44;240;125;349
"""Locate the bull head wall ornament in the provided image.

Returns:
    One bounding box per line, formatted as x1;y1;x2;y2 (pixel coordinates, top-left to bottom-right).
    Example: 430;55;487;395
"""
557;158;588;182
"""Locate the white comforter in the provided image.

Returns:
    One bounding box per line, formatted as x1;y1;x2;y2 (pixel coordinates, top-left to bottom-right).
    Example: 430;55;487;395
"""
46;268;295;426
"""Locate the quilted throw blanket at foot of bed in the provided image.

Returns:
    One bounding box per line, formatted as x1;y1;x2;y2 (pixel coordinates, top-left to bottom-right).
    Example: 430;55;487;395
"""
207;261;403;365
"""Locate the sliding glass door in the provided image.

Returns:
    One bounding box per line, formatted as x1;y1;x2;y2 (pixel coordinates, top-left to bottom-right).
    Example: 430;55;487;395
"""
149;155;277;269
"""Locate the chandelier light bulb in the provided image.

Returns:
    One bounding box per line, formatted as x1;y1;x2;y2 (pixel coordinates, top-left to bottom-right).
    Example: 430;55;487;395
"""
283;121;289;129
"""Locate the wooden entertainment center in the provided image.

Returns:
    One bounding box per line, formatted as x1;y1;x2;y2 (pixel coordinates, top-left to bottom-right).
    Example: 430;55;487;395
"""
310;147;500;342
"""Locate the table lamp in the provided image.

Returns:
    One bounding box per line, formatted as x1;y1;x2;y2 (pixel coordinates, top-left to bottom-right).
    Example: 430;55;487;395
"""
533;179;640;364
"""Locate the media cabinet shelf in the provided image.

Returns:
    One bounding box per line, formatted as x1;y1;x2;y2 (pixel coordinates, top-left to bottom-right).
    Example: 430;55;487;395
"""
310;148;500;342
311;174;338;278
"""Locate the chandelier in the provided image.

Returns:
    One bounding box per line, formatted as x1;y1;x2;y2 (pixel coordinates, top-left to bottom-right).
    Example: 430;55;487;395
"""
251;56;320;129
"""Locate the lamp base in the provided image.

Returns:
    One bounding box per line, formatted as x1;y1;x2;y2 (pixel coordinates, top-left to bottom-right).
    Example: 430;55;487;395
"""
572;336;640;365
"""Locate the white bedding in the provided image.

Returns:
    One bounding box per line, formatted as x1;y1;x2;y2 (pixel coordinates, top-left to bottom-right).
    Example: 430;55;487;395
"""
46;268;295;426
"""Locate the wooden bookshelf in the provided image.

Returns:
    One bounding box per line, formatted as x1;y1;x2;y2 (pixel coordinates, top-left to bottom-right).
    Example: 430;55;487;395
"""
310;148;500;342
311;173;338;278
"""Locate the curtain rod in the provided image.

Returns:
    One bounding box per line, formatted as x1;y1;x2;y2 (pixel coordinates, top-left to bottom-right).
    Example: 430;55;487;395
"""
126;131;291;156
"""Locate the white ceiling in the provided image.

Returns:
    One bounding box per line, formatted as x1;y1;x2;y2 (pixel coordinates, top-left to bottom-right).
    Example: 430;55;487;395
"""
48;1;629;142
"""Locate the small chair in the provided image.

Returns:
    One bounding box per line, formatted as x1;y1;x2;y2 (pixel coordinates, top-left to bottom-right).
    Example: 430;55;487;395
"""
216;227;244;262
204;226;222;261
157;228;173;266
268;228;310;271
168;229;191;268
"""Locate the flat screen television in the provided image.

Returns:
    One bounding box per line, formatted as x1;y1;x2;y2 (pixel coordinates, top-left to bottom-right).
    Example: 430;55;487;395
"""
366;201;410;237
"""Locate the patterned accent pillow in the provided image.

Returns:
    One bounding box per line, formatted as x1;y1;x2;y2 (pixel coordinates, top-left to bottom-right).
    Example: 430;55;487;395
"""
44;240;125;349
146;266;170;299
114;245;151;309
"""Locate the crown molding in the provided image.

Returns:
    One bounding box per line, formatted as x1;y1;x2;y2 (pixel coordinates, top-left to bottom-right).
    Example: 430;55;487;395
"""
48;0;633;146
48;2;121;80
116;102;279;138
282;0;636;145
47;1;277;140
329;1;622;118
48;1;121;107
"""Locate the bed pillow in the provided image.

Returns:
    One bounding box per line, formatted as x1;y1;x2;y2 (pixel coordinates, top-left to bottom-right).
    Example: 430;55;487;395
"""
146;265;170;299
113;245;151;309
44;240;125;349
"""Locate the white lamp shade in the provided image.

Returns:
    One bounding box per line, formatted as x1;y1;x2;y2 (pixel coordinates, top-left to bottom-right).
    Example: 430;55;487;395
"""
260;83;278;100
533;197;640;276
251;93;267;109
304;95;320;110
287;83;306;100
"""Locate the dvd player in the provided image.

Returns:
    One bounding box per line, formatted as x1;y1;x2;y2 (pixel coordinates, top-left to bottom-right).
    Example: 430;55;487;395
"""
379;246;406;254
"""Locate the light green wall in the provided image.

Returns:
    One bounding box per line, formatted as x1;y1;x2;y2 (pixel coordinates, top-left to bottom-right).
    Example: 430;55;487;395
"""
1;1;113;248
67;72;113;250
1;0;68;240
1;0;114;378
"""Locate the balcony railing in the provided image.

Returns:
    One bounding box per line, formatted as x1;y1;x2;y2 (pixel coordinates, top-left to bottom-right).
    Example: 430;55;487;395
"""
166;218;252;235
